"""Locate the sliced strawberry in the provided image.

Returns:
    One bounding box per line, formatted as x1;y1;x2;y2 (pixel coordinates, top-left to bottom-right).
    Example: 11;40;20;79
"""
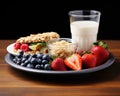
64;53;82;70
20;44;29;52
14;43;21;50
51;57;67;71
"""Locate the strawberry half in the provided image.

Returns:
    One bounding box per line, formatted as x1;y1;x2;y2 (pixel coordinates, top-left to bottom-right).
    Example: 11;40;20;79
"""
51;57;67;71
64;53;82;70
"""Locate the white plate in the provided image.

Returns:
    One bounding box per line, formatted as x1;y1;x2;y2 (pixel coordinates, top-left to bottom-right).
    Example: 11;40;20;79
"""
6;43;18;55
6;38;73;56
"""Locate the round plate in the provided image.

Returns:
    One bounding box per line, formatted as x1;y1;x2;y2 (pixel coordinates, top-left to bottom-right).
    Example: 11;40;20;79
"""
5;53;115;75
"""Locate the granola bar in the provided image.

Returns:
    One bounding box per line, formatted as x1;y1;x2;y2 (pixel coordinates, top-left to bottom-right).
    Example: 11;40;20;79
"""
16;32;60;43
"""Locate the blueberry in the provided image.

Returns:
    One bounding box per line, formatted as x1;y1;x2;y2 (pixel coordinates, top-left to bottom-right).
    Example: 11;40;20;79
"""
37;53;43;59
35;64;41;69
16;54;22;59
21;57;27;63
28;55;32;61
36;58;42;64
42;60;48;65
24;60;30;64
30;58;37;64
26;63;34;68
21;63;27;67
13;58;17;63
16;58;21;65
31;54;36;58
15;56;20;59
23;54;30;59
44;64;51;70
40;64;44;69
17;51;23;58
42;54;49;60
13;56;21;64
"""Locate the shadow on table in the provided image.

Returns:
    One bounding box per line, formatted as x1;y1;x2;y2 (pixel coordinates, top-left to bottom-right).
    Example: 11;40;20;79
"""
8;61;120;86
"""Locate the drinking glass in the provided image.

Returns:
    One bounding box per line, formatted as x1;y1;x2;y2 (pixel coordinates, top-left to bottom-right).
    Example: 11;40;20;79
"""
68;10;101;51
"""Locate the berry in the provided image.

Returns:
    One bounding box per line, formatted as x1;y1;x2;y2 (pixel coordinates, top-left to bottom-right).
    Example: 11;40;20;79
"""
26;63;34;68
12;51;52;70
21;57;27;63
42;60;48;65
24;60;30;65
37;53;43;59
44;64;51;70
20;44;29;52
30;57;37;64
40;64;44;69
91;44;109;66
14;43;21;50
35;64;41;69
42;54;50;60
23;54;30;59
15;58;21;65
82;53;97;68
21;63;27;67
51;57;66;71
36;58;42;64
64;53;82;70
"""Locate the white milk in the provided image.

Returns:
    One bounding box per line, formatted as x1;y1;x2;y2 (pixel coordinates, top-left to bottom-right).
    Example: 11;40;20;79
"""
70;21;99;51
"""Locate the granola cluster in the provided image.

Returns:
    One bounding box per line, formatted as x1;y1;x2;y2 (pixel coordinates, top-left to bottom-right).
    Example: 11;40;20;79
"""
16;32;60;43
48;40;76;58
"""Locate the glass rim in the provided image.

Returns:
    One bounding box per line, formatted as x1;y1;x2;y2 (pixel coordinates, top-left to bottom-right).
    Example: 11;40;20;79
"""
47;38;77;48
68;10;101;17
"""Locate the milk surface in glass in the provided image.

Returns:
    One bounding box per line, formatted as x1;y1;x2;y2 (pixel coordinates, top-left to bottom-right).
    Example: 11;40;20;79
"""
70;20;99;51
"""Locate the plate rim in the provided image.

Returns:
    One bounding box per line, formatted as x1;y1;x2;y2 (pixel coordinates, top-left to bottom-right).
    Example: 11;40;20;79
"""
5;53;115;75
6;43;18;55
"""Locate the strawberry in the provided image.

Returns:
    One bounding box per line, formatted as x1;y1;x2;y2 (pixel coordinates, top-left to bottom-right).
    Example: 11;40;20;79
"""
20;44;29;52
64;53;82;70
51;57;67;71
90;41;109;66
82;53;97;68
14;43;21;50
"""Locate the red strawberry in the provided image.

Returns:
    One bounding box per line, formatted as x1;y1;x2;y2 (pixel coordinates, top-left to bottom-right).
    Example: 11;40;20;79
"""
82;53;97;68
51;57;67;71
64;53;82;70
14;43;21;50
20;44;29;52
91;41;109;66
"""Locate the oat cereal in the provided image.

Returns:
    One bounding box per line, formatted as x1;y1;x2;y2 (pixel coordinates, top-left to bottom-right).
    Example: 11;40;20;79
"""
48;40;77;58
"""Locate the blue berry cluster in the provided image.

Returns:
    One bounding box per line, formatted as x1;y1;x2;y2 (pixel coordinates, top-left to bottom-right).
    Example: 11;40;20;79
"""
12;51;52;70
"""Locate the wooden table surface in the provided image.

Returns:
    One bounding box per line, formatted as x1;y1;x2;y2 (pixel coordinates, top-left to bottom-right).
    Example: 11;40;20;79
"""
0;40;120;96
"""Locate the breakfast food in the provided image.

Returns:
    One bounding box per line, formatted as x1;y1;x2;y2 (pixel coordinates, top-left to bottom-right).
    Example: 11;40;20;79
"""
48;39;77;58
12;41;110;71
13;32;60;54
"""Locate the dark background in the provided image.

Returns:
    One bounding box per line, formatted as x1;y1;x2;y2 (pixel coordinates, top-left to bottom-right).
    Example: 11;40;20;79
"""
1;1;119;40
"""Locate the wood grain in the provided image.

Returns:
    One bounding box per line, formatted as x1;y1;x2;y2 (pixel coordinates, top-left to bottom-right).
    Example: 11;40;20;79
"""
0;40;120;96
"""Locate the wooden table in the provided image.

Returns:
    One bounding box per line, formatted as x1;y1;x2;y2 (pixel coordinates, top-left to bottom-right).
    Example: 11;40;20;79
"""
0;40;120;96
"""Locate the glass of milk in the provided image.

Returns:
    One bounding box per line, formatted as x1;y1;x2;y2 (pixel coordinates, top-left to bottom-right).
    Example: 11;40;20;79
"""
68;10;101;51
